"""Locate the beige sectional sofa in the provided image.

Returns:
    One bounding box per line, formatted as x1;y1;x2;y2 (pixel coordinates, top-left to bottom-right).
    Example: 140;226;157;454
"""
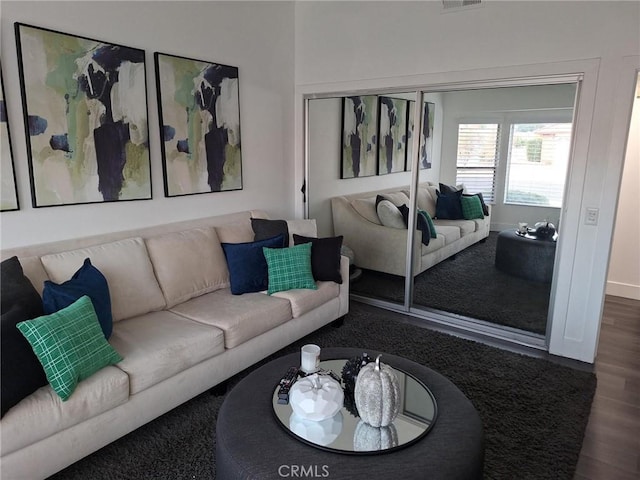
331;183;490;277
0;210;349;480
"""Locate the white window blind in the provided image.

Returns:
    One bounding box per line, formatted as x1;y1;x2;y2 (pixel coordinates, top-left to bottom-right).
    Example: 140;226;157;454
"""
504;123;572;207
455;123;500;202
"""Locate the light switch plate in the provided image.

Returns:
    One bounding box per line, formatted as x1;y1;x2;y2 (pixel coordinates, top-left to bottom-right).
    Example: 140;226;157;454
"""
585;207;599;226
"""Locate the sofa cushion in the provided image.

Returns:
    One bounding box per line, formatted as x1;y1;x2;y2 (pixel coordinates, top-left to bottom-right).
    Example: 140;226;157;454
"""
40;237;166;322
461;194;485;220
285;219;317;246
420;235;445;255
17;296;123;401
434;219;477;236
293;234;343;284
145;227;230;308
351;198;381;225
376;199;406;229
414;186;438;217
221;234;286;295
397;204;432;246
169;288;293;349
263;243;317;295
273;281;340;318
42;258;113;339
0;366;129;456
378;191;410;207
434;225;462;245
215;221;255;244
109;311;225;395
1;304;48;417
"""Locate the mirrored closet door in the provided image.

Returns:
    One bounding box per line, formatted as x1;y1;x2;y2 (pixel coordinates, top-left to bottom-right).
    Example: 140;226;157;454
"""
304;80;578;344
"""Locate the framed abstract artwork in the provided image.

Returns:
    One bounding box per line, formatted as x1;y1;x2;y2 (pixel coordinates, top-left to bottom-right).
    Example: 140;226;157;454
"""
419;102;435;169
15;23;151;207
155;52;242;196
341;95;378;179
1;63;19;211
378;96;408;175
407;101;435;170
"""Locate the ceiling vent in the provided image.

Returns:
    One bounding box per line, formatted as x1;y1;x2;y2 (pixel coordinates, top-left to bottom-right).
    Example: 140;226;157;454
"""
442;0;483;12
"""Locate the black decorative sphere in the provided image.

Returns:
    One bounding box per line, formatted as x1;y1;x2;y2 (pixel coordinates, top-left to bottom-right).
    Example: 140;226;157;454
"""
341;353;373;394
534;221;556;240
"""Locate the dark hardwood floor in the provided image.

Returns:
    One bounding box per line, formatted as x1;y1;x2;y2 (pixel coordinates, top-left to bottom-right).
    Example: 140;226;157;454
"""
575;295;640;480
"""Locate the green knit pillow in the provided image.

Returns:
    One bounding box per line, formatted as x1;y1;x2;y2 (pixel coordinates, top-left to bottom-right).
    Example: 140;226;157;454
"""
419;209;438;239
17;295;122;401
263;242;317;295
461;195;485;220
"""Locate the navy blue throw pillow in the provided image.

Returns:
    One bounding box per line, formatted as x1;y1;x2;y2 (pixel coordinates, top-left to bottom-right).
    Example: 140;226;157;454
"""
42;258;113;339
222;234;286;295
435;190;464;220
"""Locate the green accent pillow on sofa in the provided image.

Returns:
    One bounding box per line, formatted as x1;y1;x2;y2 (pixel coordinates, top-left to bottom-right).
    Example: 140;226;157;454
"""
263;243;317;295
461;195;485;220
16;295;122;401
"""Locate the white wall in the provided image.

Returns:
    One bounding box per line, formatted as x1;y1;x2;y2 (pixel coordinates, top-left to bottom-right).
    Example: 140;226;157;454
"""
1;1;295;249
607;80;640;300
295;1;640;363
439;84;576;231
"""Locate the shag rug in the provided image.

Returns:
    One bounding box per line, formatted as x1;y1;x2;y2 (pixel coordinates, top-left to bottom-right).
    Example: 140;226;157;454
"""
351;232;552;335
51;302;595;480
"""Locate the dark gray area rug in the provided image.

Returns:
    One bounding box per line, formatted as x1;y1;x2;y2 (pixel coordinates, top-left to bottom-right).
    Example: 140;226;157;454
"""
51;302;595;480
351;232;552;335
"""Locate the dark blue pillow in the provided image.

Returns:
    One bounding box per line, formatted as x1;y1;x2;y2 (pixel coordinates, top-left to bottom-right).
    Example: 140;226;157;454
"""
42;258;113;339
221;234;286;295
436;190;464;220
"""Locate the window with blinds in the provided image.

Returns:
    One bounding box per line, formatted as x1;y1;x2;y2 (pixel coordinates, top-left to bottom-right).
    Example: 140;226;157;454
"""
504;123;572;207
455;123;500;203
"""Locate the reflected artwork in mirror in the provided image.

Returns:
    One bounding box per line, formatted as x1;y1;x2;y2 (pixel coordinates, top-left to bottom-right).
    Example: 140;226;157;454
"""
341;96;378;179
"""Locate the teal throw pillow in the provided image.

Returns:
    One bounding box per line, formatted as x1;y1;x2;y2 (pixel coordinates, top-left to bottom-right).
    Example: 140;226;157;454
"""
419;209;438;238
16;295;122;401
461;194;485;220
263;242;317;295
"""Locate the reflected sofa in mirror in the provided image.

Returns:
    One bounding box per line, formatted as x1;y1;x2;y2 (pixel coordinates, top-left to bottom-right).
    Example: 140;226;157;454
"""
306;83;576;338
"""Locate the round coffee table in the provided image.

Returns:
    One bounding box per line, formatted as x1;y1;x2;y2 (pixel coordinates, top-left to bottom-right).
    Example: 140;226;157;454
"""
495;230;557;283
216;347;484;479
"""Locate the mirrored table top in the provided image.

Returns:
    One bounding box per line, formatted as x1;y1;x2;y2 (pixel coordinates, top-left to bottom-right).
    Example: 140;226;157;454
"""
272;358;437;455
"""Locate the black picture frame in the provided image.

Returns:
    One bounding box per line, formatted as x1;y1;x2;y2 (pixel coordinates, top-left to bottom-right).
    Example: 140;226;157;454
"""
155;52;243;197
1;62;20;211
15;23;152;207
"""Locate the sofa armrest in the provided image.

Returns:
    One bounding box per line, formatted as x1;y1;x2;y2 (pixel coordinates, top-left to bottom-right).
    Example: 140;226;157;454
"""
331;197;421;277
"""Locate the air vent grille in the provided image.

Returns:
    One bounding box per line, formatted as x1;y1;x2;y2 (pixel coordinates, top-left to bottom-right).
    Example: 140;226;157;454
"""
442;0;482;10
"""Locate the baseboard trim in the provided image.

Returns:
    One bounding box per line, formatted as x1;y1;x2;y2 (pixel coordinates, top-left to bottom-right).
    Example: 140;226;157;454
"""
606;280;640;300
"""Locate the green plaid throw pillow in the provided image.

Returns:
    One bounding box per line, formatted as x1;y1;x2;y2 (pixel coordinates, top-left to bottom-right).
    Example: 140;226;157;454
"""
263;242;317;295
461;195;485;220
17;295;122;401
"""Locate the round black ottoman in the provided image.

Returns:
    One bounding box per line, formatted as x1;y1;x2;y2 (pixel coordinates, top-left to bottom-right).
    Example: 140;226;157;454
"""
216;347;484;480
495;230;557;283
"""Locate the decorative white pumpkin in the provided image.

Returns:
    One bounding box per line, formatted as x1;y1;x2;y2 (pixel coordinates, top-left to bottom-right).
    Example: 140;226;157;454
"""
354;354;400;427
353;420;399;451
290;373;344;422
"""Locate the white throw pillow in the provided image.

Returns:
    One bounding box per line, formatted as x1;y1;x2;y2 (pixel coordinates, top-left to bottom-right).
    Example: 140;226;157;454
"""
376;200;406;229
